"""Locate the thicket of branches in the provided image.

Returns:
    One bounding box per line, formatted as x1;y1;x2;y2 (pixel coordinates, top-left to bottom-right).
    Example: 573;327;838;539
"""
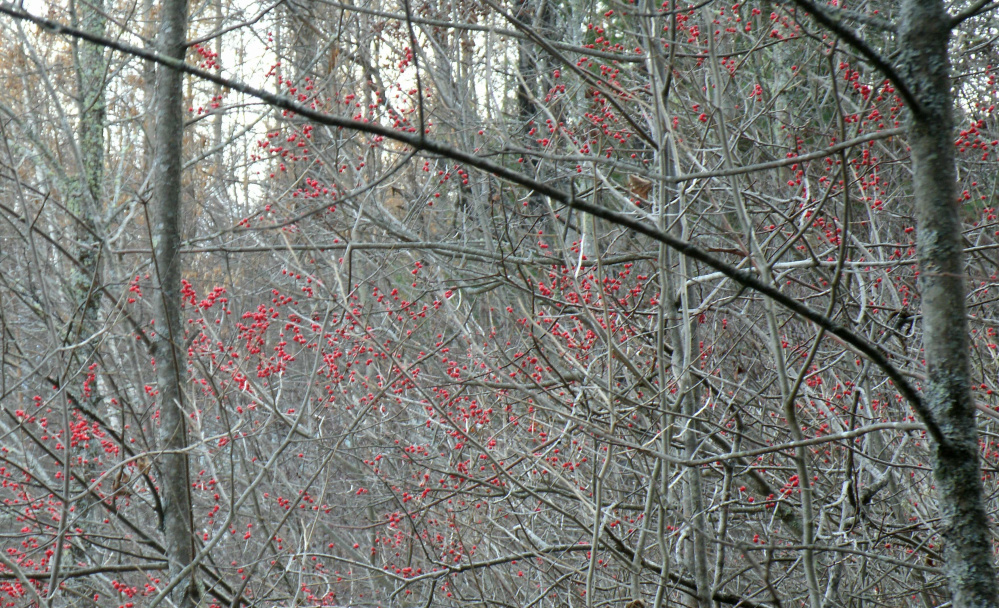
0;0;997;605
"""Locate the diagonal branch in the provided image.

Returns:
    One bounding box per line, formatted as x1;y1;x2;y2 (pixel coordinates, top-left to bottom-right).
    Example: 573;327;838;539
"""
0;3;944;446
778;0;925;116
480;0;658;148
950;0;999;24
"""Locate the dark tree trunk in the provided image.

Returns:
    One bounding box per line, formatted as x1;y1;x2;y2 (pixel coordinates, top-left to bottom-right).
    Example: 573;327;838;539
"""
150;0;196;604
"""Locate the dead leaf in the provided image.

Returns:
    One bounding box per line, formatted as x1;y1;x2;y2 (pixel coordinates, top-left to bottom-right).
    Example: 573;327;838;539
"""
628;175;653;200
111;470;132;497
328;45;341;74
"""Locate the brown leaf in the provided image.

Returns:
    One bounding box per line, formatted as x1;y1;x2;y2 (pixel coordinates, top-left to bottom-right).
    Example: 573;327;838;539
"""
112;470;132;497
628;175;653;200
328;45;341;74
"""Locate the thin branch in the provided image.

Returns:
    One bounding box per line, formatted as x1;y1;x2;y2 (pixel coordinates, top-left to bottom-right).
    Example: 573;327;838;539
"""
779;0;924;115
0;3;943;446
950;0;999;24
0;562;168;581
503;128;904;184
185;0;284;47
480;0;658;147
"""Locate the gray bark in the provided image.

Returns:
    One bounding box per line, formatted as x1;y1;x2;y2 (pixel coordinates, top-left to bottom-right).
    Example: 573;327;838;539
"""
59;2;107;603
76;2;104;208
899;1;999;606
150;0;196;604
69;0;106;342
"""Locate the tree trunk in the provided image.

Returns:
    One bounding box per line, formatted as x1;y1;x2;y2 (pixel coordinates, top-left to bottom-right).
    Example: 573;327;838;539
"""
900;1;999;606
151;0;196;604
60;2;107;603
68;0;106;354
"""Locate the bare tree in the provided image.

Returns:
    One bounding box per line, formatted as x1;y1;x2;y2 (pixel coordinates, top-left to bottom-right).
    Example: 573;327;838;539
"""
150;0;197;604
0;0;997;606
898;0;998;604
